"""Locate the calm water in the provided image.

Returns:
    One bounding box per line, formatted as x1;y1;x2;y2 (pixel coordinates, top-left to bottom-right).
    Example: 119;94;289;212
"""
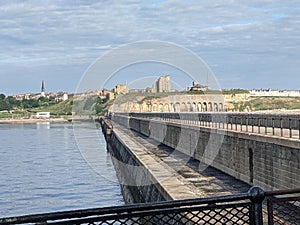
0;122;124;217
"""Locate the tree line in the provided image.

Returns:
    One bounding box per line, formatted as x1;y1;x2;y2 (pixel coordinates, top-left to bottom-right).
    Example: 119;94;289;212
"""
0;94;56;111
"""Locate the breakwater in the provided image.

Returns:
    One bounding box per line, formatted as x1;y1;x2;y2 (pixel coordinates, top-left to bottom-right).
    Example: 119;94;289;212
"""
100;118;201;203
110;113;300;191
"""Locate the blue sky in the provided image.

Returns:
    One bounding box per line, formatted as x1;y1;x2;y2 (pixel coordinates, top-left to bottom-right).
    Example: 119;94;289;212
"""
0;0;299;95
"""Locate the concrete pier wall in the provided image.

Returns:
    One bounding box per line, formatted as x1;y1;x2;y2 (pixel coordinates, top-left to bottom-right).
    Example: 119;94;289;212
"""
112;114;300;191
100;118;200;204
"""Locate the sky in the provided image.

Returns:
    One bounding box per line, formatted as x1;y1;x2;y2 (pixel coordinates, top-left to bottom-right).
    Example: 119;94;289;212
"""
0;0;299;95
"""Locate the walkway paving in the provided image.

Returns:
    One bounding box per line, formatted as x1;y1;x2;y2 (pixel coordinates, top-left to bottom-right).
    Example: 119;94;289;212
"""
113;122;250;200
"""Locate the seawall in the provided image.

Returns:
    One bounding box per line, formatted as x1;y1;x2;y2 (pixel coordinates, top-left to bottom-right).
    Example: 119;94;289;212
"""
112;114;300;191
100;118;201;203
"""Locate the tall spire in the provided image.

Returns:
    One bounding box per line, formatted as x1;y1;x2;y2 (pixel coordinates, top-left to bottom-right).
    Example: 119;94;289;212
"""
41;80;45;97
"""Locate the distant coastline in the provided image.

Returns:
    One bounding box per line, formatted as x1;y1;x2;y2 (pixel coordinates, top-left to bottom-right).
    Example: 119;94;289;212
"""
0;118;70;124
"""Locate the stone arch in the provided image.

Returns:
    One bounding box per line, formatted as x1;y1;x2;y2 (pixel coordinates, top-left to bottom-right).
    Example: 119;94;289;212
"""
203;102;208;112
219;103;224;112
170;103;174;112
214;103;218;112
163;103;170;112
140;102;148;112
133;103;140;112
181;102;187;112
197;102;202;112
147;103;152;112
192;102;197;112
152;103;158;112
174;102;180;112
187;102;192;112
208;102;212;111
158;103;164;112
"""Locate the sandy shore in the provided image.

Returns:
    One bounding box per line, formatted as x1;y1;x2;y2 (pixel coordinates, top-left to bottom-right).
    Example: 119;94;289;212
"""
0;118;70;124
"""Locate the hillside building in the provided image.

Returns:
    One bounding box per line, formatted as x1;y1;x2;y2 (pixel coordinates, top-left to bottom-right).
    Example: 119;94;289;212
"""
113;84;128;95
187;81;208;92
250;89;300;97
154;75;170;93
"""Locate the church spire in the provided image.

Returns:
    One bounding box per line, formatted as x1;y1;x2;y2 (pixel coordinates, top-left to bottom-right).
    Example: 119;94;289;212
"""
41;80;45;97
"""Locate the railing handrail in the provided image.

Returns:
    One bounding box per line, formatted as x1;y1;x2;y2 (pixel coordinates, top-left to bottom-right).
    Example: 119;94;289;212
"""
0;192;252;224
1;187;299;225
114;112;300;139
265;188;300;196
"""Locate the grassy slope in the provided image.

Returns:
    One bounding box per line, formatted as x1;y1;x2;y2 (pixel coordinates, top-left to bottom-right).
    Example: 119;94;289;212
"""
2;93;299;118
30;98;73;116
228;97;300;112
249;97;300;111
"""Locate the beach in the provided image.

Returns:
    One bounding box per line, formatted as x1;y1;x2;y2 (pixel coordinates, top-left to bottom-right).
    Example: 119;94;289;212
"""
0;118;70;124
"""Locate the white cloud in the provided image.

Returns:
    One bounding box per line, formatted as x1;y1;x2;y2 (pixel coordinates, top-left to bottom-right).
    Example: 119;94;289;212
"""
0;0;299;93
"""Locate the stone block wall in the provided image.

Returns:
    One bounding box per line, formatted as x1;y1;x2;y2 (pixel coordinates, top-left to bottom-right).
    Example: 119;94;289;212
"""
102;119;167;203
124;116;300;191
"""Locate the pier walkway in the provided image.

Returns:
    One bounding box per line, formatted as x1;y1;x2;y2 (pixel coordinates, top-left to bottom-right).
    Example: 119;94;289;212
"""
113;122;250;198
0;118;299;225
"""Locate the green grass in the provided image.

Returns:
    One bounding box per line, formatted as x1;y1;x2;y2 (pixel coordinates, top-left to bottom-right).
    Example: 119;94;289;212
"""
229;96;300;112
30;99;73;116
221;89;250;95
0;110;31;119
249;97;300;111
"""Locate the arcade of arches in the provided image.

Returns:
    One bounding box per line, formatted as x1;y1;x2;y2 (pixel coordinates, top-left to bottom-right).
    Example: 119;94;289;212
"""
124;101;225;112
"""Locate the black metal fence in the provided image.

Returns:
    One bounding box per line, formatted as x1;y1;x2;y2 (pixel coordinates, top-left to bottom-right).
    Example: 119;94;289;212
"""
1;187;299;225
266;189;300;225
120;112;300;139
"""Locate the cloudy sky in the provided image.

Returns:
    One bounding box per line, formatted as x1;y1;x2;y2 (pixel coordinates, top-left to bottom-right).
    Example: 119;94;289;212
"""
0;0;299;95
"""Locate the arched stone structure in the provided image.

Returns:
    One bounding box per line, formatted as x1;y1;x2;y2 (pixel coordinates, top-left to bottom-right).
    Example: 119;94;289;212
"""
208;102;212;111
187;102;192;112
181;102;187;112
174;102;180;112
197;102;202;112
133;103;140;112
203;102;207;112
219;103;223;112
158;103;164;112
191;102;197;112
117;95;225;113
214;103;218;112
152;103;158;112
164;103;170;112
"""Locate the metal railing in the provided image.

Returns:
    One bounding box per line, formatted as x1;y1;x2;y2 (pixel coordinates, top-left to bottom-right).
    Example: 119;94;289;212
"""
1;187;299;225
121;112;300;140
266;189;300;225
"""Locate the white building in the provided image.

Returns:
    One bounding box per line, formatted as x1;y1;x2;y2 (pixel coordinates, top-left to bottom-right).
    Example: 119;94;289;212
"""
250;89;300;97
55;92;69;102
154;75;170;93
36;112;50;119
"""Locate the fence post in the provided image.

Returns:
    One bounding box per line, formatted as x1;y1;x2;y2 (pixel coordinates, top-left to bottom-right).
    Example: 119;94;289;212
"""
241;116;243;131
280;118;283;137
249;186;265;225
289;118;292;138
272;118;275;135
299;119;300;140
265;118;267;134
235;116;238;131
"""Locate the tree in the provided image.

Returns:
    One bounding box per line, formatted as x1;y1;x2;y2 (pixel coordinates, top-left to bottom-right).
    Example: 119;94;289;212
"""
21;99;39;108
0;100;11;111
6;96;20;108
0;94;5;100
95;97;108;115
83;96;97;111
